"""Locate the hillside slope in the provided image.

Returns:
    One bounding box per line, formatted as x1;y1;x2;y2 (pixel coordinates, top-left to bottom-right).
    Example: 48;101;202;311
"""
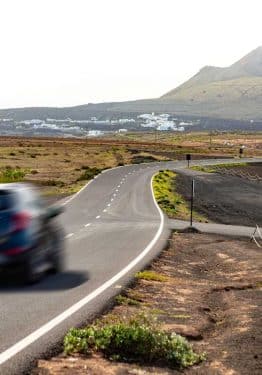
159;46;262;120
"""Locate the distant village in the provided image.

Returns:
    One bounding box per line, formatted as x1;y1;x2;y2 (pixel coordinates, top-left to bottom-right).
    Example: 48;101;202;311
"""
0;113;197;137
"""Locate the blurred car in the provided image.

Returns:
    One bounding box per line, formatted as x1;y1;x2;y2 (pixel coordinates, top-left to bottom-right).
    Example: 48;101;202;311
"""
0;183;65;283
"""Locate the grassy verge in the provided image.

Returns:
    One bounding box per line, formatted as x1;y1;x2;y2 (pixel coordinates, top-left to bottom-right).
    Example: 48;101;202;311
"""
153;170;207;222
0;167;26;183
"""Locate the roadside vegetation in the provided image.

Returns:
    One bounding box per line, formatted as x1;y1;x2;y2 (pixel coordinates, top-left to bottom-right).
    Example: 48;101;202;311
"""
136;270;169;282
76;166;103;181
64;313;204;369
0;166;26;183
153;170;207;222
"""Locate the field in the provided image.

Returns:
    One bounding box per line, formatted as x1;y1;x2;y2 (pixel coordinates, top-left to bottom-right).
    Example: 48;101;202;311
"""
0;132;261;199
113;131;262;157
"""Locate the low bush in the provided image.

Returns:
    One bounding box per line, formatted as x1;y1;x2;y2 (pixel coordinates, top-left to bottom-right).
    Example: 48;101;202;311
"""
77;166;102;181
64;314;204;368
131;155;159;164
43;180;65;187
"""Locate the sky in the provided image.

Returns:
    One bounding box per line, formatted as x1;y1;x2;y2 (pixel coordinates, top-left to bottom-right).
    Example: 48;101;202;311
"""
0;0;262;109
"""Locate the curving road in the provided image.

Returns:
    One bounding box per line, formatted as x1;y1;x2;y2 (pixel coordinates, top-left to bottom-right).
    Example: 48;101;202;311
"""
0;157;261;374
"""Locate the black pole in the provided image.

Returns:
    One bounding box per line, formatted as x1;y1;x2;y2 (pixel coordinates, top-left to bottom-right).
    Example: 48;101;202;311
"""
190;179;194;227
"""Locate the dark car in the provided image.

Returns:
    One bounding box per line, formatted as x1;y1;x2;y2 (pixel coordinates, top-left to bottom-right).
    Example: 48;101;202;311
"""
0;183;65;283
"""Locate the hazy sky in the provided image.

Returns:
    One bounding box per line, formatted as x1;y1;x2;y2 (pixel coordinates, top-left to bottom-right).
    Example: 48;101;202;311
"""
1;0;261;108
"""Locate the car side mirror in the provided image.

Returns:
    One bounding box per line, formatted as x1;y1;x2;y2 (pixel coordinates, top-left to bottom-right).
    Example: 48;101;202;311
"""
45;205;64;220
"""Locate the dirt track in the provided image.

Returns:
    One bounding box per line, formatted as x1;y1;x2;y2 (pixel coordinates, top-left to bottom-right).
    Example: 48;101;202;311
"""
176;166;262;226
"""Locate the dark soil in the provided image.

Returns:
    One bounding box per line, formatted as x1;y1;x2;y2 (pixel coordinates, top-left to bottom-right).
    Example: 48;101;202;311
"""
223;162;262;178
176;165;262;226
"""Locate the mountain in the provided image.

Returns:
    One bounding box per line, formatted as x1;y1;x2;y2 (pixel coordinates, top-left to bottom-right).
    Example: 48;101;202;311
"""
160;46;262;120
1;47;262;121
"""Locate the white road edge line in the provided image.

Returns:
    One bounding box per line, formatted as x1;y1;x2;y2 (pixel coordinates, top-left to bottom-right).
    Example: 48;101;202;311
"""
65;233;74;238
0;175;164;366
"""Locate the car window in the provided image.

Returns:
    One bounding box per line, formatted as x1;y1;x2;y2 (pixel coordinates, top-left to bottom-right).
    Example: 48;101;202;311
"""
20;188;44;210
0;190;14;211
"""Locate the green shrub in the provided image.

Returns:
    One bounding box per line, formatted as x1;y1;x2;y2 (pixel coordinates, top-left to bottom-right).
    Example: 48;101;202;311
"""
131;155;158;164
77;166;102;181
64;314;204;368
43;180;65;187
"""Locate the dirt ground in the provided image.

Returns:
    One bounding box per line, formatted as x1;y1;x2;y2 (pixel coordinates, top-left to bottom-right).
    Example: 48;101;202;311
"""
33;233;262;375
176;164;262;226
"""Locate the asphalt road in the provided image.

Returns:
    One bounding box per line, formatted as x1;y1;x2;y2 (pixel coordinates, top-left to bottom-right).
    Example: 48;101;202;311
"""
0;157;261;375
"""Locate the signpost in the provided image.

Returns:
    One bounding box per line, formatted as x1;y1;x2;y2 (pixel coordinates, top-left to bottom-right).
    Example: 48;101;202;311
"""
186;154;191;168
190;178;195;227
239;146;244;158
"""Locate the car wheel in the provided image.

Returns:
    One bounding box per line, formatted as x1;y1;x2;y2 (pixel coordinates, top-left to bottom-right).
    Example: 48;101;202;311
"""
48;226;65;274
24;253;44;284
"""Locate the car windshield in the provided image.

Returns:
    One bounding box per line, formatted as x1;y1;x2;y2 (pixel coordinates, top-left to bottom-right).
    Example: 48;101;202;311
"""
0;190;14;211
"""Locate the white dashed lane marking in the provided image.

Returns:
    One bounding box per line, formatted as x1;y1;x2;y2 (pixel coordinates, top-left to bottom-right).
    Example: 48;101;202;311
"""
65;233;74;239
84;223;91;227
96;216;101;219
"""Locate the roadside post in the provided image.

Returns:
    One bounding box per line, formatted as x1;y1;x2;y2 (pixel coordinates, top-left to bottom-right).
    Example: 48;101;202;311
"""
190;178;195;227
239;146;244;158
186;153;191;168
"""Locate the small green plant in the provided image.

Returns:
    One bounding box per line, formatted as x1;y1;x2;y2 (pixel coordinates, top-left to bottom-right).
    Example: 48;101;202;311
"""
136;270;169;282
64;314;204;368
